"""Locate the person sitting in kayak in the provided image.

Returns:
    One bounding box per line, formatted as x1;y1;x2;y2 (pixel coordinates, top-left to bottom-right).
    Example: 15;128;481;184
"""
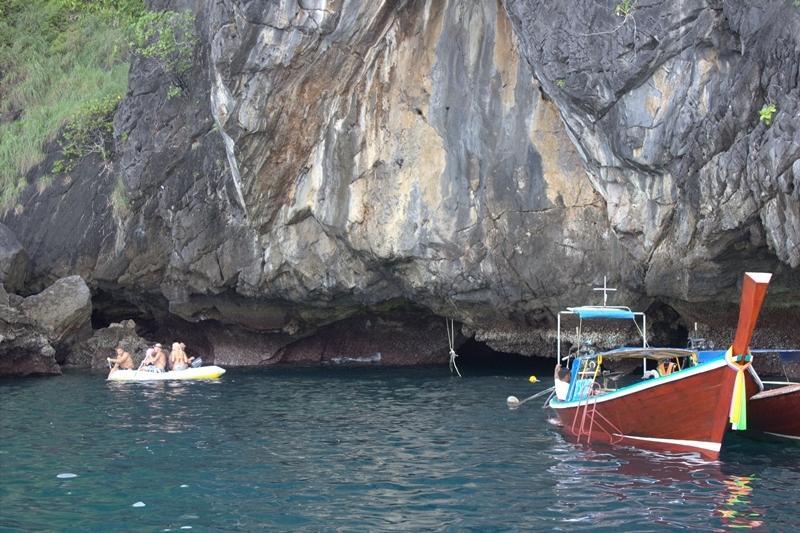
169;342;194;371
142;344;167;372
107;346;134;372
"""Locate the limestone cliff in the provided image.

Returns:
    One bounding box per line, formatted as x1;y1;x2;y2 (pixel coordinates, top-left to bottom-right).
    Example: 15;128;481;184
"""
3;0;799;366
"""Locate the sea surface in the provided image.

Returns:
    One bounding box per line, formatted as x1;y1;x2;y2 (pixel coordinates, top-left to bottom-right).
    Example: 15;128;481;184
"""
1;366;798;531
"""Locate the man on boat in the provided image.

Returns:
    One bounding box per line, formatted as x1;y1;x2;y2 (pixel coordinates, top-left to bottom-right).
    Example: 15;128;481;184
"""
169;342;194;371
107;346;134;373
141;344;167;372
554;363;571;401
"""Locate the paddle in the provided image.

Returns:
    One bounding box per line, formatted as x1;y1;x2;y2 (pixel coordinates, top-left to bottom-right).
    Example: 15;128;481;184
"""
133;351;151;378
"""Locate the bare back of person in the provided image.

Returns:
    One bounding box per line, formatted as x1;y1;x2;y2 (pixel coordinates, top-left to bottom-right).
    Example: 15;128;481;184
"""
154;348;167;370
170;342;190;371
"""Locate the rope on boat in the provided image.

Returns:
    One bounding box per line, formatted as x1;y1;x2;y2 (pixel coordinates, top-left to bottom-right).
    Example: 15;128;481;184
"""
446;317;462;378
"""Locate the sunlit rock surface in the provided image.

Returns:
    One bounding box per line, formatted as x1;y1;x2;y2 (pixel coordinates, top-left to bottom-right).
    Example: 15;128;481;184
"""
3;0;799;367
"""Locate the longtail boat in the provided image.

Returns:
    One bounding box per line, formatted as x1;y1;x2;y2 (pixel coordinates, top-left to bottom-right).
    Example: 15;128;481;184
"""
748;383;800;441
747;349;800;441
547;272;771;459
690;346;800;442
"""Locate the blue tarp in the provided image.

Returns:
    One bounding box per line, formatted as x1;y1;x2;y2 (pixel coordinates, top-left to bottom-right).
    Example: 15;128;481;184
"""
698;349;800;364
568;306;636;320
696;350;727;364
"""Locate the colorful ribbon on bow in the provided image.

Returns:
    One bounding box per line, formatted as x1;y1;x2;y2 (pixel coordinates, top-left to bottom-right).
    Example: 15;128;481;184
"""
725;347;751;431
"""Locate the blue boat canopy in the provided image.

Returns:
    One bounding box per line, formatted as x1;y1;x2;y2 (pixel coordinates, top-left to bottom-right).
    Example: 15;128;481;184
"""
567;306;636;320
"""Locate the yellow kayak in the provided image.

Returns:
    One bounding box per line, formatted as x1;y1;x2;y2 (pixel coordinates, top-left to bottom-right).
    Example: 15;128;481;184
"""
107;366;226;381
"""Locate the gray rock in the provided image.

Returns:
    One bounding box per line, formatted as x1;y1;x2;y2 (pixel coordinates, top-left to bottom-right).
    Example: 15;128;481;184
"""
1;0;799;364
0;304;59;376
19;275;92;361
0;223;28;293
67;319;151;369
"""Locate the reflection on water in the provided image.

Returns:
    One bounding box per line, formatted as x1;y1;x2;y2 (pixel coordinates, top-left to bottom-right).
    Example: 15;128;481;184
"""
0;368;798;530
716;475;764;529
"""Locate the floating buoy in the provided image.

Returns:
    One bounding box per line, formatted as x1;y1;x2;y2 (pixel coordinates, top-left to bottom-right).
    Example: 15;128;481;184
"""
506;395;520;408
529;375;538;384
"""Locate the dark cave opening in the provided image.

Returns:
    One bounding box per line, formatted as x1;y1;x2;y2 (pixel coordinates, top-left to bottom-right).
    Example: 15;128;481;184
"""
453;338;554;376
645;301;690;348
90;288;160;330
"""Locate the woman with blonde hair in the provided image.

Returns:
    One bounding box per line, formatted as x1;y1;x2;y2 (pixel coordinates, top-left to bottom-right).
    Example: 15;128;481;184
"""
169;342;192;371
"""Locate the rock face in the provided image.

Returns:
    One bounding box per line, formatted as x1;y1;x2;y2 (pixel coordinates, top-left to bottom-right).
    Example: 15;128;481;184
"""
503;0;800;304
2;0;799;366
67;319;151;369
0;223;28;293
19;276;93;362
0;303;59;376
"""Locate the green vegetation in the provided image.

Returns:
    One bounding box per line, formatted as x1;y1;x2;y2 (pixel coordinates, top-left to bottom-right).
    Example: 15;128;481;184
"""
555;78;567;88
167;84;182;100
0;1;197;211
131;10;197;95
759;103;777;126
614;0;635;17
54;94;121;174
111;177;130;218
0;0;144;209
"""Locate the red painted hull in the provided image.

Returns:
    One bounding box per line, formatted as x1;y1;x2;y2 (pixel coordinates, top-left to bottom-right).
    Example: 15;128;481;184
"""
748;384;800;439
551;362;737;459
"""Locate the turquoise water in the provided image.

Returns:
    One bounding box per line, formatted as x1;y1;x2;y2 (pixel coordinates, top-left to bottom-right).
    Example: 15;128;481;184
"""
1;367;798;531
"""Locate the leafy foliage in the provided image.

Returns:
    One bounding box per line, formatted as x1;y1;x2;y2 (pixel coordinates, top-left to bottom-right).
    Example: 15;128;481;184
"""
131;10;197;80
0;0;145;210
167;84;183;100
54;95;122;174
614;0;635;17
759;103;777;126
0;1;198;211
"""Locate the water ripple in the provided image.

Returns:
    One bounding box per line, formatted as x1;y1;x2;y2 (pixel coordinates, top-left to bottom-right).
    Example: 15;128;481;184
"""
1;368;798;530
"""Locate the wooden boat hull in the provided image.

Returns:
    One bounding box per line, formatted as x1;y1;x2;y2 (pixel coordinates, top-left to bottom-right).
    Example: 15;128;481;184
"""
748;384;800;440
550;359;736;459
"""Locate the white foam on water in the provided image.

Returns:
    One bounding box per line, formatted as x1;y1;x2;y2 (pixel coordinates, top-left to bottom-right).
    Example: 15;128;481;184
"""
180;484;189;488
132;501;146;508
56;473;77;479
180;527;192;530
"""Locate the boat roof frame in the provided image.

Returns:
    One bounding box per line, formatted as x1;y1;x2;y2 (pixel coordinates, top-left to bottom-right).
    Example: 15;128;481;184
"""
557;306;647;362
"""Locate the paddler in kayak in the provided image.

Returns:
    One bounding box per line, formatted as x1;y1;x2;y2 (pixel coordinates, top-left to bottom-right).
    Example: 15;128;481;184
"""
169;342;194;371
141;344;167;372
107;346;134;376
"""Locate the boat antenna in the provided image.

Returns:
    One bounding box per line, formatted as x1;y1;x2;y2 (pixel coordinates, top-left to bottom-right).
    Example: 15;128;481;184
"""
593;276;616;307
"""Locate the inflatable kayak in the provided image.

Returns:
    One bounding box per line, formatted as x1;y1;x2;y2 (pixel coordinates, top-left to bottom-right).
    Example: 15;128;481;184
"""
107;366;226;381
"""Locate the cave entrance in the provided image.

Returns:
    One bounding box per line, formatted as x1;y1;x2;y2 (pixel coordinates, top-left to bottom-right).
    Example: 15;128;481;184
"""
645;301;690;348
454;338;554;376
